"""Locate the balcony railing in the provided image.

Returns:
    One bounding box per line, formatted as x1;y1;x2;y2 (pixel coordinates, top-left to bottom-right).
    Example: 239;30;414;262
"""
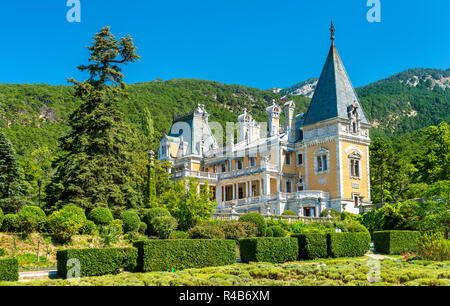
173;170;218;181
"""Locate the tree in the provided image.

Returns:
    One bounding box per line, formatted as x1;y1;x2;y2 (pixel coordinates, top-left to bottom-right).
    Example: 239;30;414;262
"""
0;131;31;213
45;27;142;215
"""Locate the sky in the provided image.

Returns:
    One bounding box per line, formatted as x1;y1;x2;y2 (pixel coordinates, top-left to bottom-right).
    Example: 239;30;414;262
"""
0;0;449;89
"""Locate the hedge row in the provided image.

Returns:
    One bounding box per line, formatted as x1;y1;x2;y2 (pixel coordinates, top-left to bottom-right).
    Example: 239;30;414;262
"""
327;232;371;258
56;247;138;278
134;239;236;272
291;233;328;259
373;230;420;254
0;258;19;282
239;237;298;263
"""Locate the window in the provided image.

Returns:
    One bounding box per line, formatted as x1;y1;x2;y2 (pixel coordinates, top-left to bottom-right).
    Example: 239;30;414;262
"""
348;152;361;178
284;150;291;165
221;164;226;173
316;155;328;172
250;157;256;167
236;159;243;170
297;153;303;165
285;180;292;193
353;194;360;208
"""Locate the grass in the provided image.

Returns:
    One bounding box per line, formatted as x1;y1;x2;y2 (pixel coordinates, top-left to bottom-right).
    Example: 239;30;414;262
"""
2;257;449;286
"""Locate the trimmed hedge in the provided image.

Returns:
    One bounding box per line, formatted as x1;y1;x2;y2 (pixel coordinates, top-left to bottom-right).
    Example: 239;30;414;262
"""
292;233;328;259
373;230;420;255
134;239;236;272
0;258;19;281
56;247;138;278
239;237;298;263
327;232;371;258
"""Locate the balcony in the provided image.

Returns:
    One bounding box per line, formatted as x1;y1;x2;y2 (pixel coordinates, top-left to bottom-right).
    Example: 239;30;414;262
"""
173;170;218;181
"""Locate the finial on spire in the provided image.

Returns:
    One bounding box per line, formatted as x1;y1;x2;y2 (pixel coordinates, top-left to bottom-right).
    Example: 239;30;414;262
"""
330;21;335;42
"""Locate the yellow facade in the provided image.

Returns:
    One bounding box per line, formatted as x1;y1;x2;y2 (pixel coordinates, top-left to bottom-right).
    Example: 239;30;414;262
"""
340;141;369;201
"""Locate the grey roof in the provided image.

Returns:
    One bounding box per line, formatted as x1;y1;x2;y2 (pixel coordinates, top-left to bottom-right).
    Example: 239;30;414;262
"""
302;42;369;127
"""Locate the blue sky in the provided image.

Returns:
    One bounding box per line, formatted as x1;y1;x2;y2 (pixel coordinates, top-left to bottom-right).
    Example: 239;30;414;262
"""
0;0;449;89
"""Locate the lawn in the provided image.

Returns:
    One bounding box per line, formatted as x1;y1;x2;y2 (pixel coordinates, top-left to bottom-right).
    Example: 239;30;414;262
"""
3;257;449;286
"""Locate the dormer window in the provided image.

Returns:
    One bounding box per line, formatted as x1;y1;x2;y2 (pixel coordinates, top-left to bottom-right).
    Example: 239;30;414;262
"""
348;102;360;134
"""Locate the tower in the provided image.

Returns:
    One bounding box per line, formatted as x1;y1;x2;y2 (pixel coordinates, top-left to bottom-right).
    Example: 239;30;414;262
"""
266;101;281;137
284;100;295;142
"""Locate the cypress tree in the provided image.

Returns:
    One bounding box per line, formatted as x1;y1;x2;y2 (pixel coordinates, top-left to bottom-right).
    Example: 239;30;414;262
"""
45;27;142;215
0;131;31;213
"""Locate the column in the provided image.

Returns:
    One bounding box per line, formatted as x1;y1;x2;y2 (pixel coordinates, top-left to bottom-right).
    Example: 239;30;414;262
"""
232;184;235;200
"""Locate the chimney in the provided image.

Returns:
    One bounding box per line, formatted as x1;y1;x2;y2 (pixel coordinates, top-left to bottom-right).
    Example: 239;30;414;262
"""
284;100;295;142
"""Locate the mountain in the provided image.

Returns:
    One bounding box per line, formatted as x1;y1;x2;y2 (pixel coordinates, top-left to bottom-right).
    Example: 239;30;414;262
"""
0;68;449;160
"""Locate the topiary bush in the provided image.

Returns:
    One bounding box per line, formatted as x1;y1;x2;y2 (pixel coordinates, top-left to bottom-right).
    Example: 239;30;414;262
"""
56;247;138;278
217;221;258;241
88;207;113;226
134;239;236;272
48;206;87;243
239;213;266;237
151;216;178;239
19;206;47;234
0;208;4;229
291;233;328;259
373;230;421;255
80;220;97;235
171;231;190;239
327;232;371;258
239;237;298;263
0;258;19;281
281;210;297;216
188;224;225;239
270;226;286;237
265;227;273;237
142;207;171;235
119;210;141;233
1;214;20;232
138;222;147;235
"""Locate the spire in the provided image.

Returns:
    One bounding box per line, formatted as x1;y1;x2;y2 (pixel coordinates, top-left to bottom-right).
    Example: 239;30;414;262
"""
301;25;369;127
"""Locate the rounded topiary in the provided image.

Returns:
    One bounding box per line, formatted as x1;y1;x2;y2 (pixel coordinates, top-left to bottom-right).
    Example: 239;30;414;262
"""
1;214;21;232
270;225;287;237
282;210;297;216
239;213;267;237
138;222;147;235
120;210;141;233
88;207;113;226
142;207;171;235
19;206;47;233
151;216;178;239
81;220;97;235
48;206;87;243
265;227;274;237
171;230;190;239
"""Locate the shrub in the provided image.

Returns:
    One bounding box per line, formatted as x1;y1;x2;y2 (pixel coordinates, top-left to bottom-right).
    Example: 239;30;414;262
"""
134;239;236;272
88;207;113;226
270;226;286;237
188;224;225;239
80;220;97;235
151;216;177;239
320;208;341;219
282;210;296;216
373;230;420;255
327;232;371;258
119;211;141;233
417;232;449;261
0;248;6;257
0;258;19;281
292;233;328;259
220;221;258;241
291;221;307;234
239;237;298;263
239;213;266;237
171;231;190;239
0;208;3;229
99;219;124;247
142;207;171;235
48;206;87;243
56;247;138;278
138;222;147;235
19;206;47;234
345;222;370;233
265;227;273;237
1;214;20;232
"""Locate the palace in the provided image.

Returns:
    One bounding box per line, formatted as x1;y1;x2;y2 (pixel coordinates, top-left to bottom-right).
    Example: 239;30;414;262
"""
158;25;372;216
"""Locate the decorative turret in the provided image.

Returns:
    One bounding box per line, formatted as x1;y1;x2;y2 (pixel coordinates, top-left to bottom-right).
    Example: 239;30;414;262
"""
266;100;281;137
284;100;295;142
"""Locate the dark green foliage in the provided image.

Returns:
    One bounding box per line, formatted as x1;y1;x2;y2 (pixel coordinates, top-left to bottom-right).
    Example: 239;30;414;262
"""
80;220;97;235
188;224;225;239
119;210;141;233
1;214;20;232
151;215;177;239
281;210;296;216
219;221;258;241
291;233;328;259
239;213;267;237
56;247;138;278
48;206;87;243
0;208;3;229
326;232;371;258
0;248;6;257
265;227;273;237
87;207;113;226
142;207;171;235
270;226;286;237
170;231;190;239
138;222;147;235
18;206;47;233
133;239;236;272
0;258;19;281
239;237;298;263
0;131;31;214
373;230;420;254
